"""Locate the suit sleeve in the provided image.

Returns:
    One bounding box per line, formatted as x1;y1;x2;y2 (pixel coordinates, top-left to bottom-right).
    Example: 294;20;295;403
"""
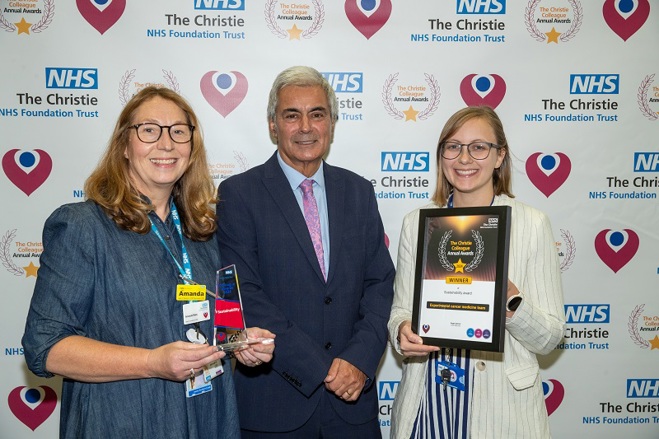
506;206;566;355
217;179;334;397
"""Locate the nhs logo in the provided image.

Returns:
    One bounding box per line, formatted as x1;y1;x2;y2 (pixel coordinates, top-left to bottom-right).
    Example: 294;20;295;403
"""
627;379;659;398
634;153;659;172
569;74;619;94
194;0;244;10
45;68;98;89
322;72;363;93
378;381;399;400
381;152;430;172
564;304;610;324
457;0;505;14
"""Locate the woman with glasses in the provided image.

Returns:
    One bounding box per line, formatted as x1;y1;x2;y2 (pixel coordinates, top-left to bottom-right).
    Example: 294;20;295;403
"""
387;106;565;438
22;86;275;438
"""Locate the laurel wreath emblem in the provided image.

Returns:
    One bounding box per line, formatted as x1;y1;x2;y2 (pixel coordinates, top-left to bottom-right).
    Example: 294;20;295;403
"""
381;73;441;121
437;230;484;272
559;229;576;272
1;230;26;277
118;70;180;106
264;0;325;39
0;0;54;33
628;304;650;349
524;0;583;43
638;74;658;121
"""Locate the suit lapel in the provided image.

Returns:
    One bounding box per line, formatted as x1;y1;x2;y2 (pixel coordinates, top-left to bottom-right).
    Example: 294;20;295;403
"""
324;162;344;285
261;153;327;283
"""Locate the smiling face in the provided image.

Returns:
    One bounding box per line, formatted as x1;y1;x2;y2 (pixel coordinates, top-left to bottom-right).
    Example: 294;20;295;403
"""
269;85;335;177
440;117;505;207
124;96;191;201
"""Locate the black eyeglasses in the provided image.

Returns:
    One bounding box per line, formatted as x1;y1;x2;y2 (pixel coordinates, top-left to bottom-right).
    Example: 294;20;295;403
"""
130;123;195;144
441;141;501;160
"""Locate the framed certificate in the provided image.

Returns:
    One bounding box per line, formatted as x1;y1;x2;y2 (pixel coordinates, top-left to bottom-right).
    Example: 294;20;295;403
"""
411;206;511;352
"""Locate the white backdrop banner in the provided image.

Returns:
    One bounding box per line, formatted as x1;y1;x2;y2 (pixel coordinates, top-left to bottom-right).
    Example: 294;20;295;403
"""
1;0;658;437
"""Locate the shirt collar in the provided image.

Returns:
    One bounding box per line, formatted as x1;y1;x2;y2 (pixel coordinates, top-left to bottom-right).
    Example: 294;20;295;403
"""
276;152;326;191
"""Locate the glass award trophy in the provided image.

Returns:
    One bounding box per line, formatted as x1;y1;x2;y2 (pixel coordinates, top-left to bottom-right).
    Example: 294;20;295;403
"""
214;264;258;352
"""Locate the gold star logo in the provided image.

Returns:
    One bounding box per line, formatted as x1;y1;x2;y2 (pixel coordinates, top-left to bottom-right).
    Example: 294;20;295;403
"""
15;17;32;35
453;258;466;273
403;106;419;122
649;335;659;350
23;261;39;278
545;27;561;44
287;24;303;40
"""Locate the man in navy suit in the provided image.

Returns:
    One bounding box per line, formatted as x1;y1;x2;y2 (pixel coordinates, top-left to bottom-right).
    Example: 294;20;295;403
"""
216;66;395;438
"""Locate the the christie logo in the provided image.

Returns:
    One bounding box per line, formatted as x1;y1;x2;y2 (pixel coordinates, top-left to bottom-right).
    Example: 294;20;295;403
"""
565;304;610;324
381;152;429;172
46;68;98;89
569;74;619;94
194;0;245;10
322;72;363;93
456;0;505;14
634;153;659;172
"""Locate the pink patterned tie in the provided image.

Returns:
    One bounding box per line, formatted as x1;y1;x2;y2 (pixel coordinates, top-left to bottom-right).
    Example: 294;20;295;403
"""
300;179;326;279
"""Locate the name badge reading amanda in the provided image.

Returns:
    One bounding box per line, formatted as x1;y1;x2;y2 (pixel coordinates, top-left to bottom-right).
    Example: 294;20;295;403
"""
176;284;207;301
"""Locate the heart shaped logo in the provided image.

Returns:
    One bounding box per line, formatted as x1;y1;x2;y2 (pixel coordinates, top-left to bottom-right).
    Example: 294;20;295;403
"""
422;324;430;333
602;0;650;41
203;312;209;318
2;149;52;196
8;386;57;431
200;71;249;118
76;0;126;35
460;74;506;109
543;379;565;416
525;152;571;198
594;229;639;273
344;0;392;40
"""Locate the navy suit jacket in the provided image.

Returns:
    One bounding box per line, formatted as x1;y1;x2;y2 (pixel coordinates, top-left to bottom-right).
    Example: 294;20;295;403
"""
216;152;395;432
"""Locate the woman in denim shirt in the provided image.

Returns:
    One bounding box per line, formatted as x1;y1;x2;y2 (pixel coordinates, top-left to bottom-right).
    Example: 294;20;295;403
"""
22;86;275;439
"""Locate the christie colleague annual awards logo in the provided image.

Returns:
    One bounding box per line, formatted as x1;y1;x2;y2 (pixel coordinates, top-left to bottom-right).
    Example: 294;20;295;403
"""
344;0;392;40
381;73;440;122
200;71;248;118
460;74;506;109
602;0;650;41
8;386;58;431
118;69;181;105
0;0;55;35
594;229;639;273
525;152;571;197
2;149;52;196
628;304;659;351
524;0;583;44
265;0;324;40
76;0;126;35
1;229;42;278
637;74;658;121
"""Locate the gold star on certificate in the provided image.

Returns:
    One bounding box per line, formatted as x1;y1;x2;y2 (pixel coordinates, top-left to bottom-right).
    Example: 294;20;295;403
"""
403;106;419;121
23;261;39;278
287;24;303;40
545;27;561;44
649;335;659;350
15;17;32;35
453;258;466;273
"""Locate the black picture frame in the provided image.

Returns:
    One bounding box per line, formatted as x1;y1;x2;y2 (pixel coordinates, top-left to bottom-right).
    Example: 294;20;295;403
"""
411;206;511;352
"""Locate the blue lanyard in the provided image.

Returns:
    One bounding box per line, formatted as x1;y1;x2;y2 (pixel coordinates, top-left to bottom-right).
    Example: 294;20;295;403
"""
149;201;193;283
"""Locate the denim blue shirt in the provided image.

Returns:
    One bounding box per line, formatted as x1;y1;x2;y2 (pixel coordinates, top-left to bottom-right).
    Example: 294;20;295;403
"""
22;200;239;439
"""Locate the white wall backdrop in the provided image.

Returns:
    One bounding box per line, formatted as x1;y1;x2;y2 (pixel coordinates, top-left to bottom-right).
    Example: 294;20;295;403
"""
1;1;658;437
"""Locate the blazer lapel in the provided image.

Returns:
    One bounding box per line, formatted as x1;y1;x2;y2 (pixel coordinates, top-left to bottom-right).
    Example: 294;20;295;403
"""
324;162;345;285
261;154;327;283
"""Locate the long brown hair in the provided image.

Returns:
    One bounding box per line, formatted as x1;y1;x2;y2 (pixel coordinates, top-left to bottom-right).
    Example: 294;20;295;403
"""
432;106;514;206
84;86;217;241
